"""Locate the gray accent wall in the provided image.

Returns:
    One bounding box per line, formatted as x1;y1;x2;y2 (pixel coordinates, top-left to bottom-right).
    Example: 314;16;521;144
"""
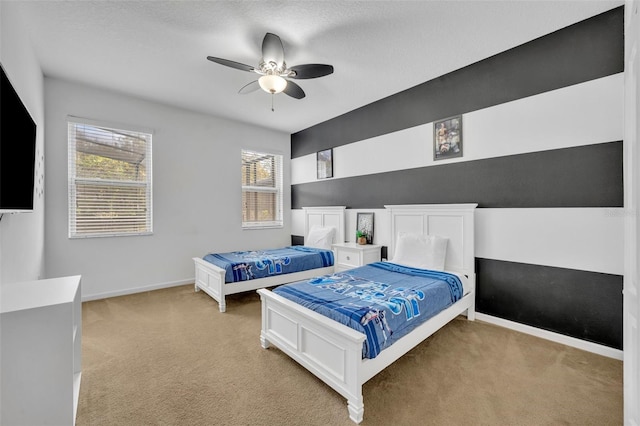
293;141;623;209
476;258;623;349
290;7;625;350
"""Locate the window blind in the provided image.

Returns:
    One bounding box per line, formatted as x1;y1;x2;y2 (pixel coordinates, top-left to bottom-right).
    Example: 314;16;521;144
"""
242;149;283;228
68;120;153;238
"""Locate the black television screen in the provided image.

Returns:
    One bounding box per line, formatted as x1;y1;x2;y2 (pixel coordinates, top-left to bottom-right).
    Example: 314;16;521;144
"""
0;63;37;213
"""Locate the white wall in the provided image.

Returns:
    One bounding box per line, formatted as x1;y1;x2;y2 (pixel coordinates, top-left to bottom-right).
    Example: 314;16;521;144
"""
44;78;290;300
0;2;46;285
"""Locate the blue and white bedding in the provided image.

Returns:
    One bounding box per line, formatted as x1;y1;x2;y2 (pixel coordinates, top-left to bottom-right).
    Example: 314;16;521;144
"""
203;246;334;283
273;262;466;359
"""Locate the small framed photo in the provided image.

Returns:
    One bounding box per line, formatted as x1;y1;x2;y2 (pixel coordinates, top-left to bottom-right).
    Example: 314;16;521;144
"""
356;212;374;244
434;115;463;161
317;148;333;179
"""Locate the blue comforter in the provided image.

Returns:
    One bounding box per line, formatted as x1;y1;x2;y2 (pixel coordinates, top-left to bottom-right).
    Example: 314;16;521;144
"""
273;262;464;359
203;246;334;283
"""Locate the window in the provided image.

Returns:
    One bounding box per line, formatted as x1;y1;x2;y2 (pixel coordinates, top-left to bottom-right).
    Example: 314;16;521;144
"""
68;118;152;238
241;149;283;228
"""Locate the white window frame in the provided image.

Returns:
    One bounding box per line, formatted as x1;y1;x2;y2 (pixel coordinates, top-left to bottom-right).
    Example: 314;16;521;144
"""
241;149;283;229
68;116;153;238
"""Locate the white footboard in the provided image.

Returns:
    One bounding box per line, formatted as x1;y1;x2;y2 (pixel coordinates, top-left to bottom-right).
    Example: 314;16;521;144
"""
193;257;227;312
258;288;367;423
194;257;335;313
258;286;475;423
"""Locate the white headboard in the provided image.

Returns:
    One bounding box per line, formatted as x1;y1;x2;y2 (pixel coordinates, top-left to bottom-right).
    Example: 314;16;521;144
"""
303;206;346;245
384;204;477;278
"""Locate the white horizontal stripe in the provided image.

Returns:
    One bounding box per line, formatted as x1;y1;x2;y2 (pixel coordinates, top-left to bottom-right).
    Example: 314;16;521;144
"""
292;126;431;185
335;126;429;182
476;208;624;275
293;207;624;275
291;74;623;185
464;73;623;160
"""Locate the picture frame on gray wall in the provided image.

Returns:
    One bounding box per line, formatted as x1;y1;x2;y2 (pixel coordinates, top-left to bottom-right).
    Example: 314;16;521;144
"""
317;148;333;179
434;115;463;161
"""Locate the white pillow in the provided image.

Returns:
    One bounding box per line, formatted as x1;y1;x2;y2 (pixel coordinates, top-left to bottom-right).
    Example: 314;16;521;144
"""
305;226;336;250
391;232;448;271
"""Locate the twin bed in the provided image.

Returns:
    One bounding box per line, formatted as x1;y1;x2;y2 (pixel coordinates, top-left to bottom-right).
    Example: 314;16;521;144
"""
193;206;345;312
257;204;477;423
194;203;477;423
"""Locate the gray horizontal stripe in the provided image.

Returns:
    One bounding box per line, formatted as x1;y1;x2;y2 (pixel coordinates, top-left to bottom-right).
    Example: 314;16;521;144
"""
476;258;623;349
292;142;623;209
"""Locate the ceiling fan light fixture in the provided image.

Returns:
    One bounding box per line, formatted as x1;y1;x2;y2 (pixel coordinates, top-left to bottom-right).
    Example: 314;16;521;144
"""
258;75;287;94
207;33;332;101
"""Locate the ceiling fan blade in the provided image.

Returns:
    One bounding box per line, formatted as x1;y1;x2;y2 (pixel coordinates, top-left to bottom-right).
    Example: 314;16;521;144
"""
207;56;255;72
238;80;260;94
262;33;285;67
283;80;305;99
289;64;334;79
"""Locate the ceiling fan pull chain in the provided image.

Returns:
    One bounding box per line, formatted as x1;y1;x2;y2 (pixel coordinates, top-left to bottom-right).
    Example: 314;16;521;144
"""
271;93;275;112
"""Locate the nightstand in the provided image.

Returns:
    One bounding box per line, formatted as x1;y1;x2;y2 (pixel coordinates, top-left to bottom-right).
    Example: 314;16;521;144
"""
332;242;382;272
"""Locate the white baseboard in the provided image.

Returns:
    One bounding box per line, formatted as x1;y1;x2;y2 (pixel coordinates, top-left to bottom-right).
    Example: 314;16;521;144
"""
81;278;194;302
81;283;622;361
475;313;623;361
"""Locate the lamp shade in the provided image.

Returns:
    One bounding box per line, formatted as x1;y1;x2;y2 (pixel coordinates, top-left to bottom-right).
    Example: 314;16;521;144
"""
259;75;287;94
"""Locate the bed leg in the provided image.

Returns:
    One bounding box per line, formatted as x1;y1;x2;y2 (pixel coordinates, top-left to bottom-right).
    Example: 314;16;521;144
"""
347;399;364;424
218;300;226;313
466;305;476;321
194;283;200;292
260;332;270;349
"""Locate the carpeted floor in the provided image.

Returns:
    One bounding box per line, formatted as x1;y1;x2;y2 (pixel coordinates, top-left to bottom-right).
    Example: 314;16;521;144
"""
76;284;622;425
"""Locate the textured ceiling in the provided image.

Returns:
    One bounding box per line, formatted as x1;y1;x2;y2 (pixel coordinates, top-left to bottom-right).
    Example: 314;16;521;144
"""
12;0;623;134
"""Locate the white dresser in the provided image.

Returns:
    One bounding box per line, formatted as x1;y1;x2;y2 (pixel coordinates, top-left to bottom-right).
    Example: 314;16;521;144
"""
1;275;82;426
332;242;382;272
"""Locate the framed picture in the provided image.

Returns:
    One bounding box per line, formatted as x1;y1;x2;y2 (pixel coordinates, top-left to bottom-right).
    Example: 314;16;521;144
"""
317;148;333;179
433;115;463;161
356;212;374;244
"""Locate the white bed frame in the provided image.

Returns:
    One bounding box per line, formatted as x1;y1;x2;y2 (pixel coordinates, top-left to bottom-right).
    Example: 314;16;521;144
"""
194;206;346;312
257;204;477;423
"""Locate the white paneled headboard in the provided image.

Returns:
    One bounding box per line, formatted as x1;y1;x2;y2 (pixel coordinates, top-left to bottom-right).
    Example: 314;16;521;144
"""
303;206;346;244
384;204;478;278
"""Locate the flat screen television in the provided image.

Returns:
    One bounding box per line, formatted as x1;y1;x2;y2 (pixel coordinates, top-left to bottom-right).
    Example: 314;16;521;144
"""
0;63;37;213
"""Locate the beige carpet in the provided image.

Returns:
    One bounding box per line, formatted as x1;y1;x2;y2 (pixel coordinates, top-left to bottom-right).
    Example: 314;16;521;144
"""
77;284;622;425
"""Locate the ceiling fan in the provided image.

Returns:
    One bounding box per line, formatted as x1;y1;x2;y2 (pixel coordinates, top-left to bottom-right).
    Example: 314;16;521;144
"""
206;33;334;107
